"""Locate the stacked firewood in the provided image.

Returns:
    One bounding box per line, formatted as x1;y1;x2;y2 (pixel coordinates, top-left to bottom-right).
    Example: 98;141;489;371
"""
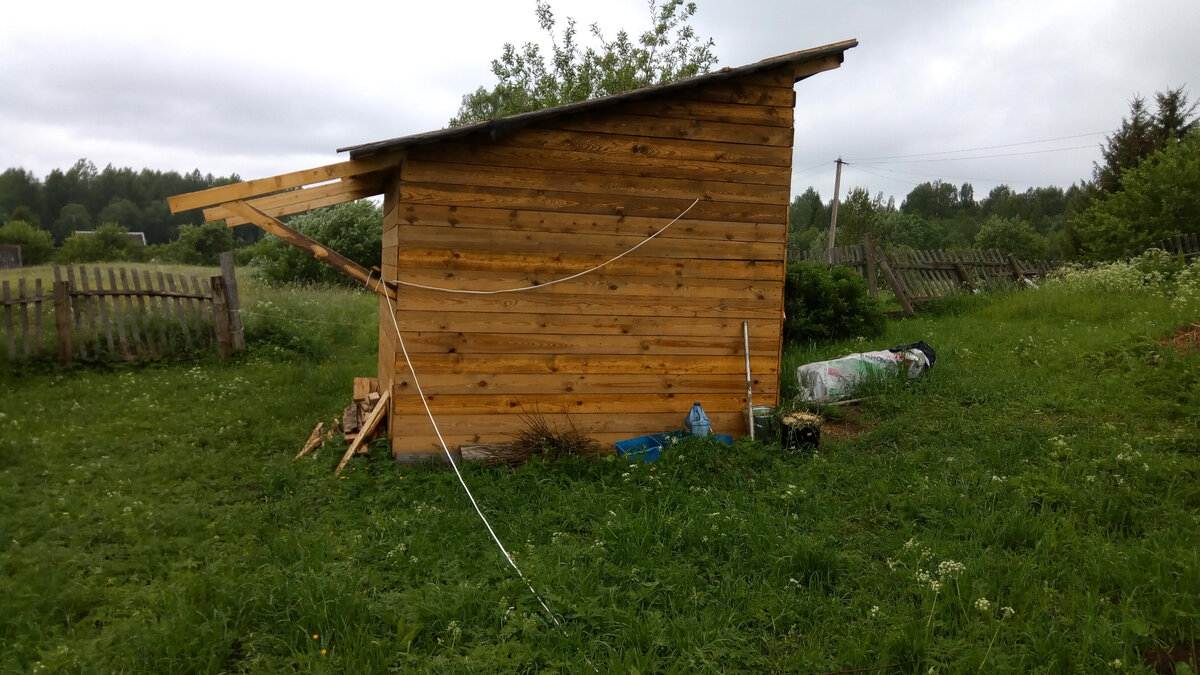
293;377;391;474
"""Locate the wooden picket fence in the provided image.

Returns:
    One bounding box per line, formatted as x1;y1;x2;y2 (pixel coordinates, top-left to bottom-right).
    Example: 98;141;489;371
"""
794;234;1056;316
0;245;20;270
1143;232;1200;259
1;254;244;364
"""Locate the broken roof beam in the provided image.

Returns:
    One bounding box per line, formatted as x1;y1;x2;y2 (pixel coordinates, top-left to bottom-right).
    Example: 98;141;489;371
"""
221;199;397;300
166;149;404;215
203;170;389;226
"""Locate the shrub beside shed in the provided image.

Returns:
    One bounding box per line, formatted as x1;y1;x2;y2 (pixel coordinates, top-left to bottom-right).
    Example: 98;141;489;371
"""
170;39;857;462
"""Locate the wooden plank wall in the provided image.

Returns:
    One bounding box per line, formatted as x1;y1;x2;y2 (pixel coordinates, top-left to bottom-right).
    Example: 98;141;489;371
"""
383;67;797;455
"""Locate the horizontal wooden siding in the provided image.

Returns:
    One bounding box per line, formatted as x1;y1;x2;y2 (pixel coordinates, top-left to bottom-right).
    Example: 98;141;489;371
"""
385;70;796;455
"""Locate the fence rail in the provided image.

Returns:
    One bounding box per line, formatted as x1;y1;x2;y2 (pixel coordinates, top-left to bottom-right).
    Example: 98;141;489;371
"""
1;256;242;364
793;235;1057;316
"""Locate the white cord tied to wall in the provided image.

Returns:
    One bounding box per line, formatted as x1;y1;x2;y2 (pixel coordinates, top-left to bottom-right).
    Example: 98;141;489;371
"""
389;198;700;294
380;198;703;670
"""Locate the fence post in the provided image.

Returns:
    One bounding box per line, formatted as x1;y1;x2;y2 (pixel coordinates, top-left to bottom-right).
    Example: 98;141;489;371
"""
210;275;233;359
953;260;975;292
219;251;245;352
862;233;878;295
1006;254;1024;282
54;280;72;366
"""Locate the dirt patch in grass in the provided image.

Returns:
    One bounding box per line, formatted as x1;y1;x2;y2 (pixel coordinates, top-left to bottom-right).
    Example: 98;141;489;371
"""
1160;323;1200;353
1142;643;1199;674
821;405;869;441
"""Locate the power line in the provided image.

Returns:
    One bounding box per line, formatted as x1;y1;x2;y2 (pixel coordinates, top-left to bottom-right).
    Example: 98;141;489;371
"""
844;163;924;187
845;131;1107;162
849;162;1051;187
855;144;1097;165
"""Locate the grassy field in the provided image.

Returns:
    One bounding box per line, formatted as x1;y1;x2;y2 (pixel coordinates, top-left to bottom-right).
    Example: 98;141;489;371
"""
1;266;1198;673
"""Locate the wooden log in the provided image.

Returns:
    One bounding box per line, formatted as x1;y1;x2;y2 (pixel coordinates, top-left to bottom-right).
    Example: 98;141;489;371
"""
53;280;72;366
343;403;362;439
210;275;233;359
337;390;390;474
353;377;374;403
219;251;245;352
294;422;326;460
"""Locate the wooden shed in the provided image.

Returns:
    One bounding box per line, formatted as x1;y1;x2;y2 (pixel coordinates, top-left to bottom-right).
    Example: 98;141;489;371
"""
170;39;857;463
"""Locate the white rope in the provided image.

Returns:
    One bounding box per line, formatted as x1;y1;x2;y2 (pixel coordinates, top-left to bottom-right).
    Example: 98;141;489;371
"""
388;198;701;294
374;198;702;670
382;291;563;627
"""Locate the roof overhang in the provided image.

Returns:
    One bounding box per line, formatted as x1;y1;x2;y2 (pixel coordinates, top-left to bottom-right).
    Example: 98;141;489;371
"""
338;39;857;159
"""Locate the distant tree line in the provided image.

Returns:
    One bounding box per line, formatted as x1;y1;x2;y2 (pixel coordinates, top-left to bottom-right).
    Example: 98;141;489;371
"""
793;87;1198;260
0;159;250;246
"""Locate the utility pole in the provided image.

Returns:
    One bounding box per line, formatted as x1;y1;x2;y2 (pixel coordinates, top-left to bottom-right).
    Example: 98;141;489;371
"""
827;157;844;254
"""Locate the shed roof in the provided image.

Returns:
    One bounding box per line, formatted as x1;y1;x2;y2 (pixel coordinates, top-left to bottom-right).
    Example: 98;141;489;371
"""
338;39;857;159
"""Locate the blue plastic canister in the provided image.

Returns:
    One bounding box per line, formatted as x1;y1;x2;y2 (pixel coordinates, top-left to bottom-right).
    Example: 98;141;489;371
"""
684;402;711;437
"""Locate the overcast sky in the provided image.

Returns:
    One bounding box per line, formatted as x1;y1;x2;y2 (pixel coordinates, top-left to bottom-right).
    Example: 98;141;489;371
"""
2;0;1197;204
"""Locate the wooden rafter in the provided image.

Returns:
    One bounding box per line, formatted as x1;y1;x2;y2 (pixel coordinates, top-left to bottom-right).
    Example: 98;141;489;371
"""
167;150;404;215
221;200;398;300
204;171;389;227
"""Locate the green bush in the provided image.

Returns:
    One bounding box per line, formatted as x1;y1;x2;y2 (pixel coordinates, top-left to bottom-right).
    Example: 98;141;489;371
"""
57;223;147;263
0;220;55;265
154;222;237;265
252;200;381;286
783;261;885;342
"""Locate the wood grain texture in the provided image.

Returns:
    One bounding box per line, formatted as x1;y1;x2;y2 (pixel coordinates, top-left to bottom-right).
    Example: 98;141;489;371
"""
405;141;792;185
389;409;764;456
208;172;388;226
551;113;794;147
401;160;789;205
398;204;785;243
392;372;774;396
396;353;779;376
170;151;403;214
399;182;786;224
494;128;792;167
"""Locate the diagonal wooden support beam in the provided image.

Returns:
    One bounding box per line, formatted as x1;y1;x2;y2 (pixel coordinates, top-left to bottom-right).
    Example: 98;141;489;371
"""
222;200;397;300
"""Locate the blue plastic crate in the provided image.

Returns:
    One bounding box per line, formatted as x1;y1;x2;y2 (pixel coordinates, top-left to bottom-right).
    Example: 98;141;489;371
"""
615;430;733;463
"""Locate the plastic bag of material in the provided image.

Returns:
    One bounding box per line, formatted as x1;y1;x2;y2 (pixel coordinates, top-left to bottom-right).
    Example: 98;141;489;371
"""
796;341;935;403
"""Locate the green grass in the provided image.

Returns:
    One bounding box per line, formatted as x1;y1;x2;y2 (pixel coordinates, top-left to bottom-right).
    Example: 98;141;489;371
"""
1;279;1198;673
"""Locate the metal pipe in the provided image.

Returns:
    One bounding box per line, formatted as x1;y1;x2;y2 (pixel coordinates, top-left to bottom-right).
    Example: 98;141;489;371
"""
743;321;754;440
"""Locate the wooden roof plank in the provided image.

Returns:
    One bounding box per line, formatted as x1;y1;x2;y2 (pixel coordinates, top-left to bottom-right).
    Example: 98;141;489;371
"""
205;172;388;226
168;150;402;214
